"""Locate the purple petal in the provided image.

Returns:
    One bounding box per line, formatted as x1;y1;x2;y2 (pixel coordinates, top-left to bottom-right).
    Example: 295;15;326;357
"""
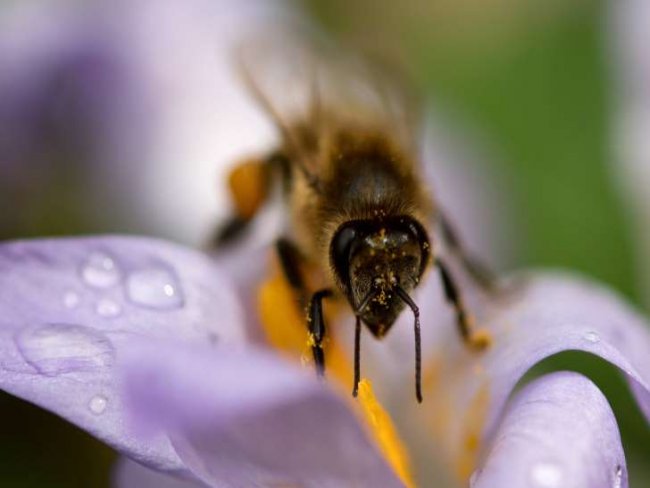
472;371;626;488
610;0;650;307
386;271;650;481
113;458;207;488
121;340;404;488
0;236;246;475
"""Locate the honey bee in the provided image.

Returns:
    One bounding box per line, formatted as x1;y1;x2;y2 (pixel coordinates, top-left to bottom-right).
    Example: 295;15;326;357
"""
215;32;495;402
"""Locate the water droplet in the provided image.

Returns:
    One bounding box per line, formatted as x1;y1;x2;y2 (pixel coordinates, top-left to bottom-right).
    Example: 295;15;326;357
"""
613;465;623;488
81;252;120;288
584;331;601;344
15;324;114;376
95;299;121;318
63;291;80;309
530;461;563;488
88;395;108;415
469;470;479;487
126;267;184;310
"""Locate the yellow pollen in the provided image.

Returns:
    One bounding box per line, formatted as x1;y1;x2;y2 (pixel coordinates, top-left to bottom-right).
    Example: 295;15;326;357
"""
228;159;267;220
455;382;490;482
257;263;415;486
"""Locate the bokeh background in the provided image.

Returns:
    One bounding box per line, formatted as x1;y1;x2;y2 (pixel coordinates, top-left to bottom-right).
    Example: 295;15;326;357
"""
0;0;648;486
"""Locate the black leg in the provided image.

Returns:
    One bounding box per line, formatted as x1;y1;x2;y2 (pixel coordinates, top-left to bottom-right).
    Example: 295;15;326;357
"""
436;257;490;351
276;238;309;308
308;289;333;377
353;315;362;397
210;153;289;249
396;286;422;403
275;239;335;378
210;217;249;247
438;210;496;291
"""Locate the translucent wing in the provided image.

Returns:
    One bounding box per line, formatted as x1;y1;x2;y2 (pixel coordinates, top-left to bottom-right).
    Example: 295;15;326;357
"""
235;27;423;181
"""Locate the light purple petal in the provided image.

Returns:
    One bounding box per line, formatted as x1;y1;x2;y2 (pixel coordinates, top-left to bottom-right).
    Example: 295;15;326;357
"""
384;271;650;481
472;371;626;488
610;0;650;307
113;458;207;488
121;340;404;488
0;236;246;475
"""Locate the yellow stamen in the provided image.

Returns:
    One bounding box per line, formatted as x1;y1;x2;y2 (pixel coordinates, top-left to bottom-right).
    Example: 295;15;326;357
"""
455;382;490;481
258;271;351;384
357;379;416;488
257;268;415;487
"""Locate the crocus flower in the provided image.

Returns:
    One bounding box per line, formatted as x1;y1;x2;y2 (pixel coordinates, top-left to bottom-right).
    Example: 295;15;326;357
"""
1;235;649;488
1;1;649;488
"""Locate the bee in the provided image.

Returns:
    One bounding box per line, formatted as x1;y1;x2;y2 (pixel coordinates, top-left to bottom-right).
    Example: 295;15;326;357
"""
214;32;495;402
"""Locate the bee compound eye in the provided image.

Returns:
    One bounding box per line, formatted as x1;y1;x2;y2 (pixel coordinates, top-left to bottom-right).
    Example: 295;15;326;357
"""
332;225;357;263
331;225;359;285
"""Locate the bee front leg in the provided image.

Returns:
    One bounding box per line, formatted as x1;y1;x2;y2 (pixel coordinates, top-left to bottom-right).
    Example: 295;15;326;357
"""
308;289;333;376
436;257;491;351
275;239;333;377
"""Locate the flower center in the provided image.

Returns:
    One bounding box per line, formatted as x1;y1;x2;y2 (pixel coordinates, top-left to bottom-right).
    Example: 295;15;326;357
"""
258;268;415;487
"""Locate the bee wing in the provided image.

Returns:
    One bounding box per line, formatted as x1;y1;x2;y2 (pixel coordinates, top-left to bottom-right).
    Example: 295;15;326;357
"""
236;28;423;178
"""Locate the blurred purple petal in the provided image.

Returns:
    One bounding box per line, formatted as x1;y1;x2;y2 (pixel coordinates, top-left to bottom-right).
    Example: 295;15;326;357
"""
0;236;245;475
611;0;650;306
97;0;290;244
472;372;626;488
0;0;289;242
113;458;207;488
121;341;404;488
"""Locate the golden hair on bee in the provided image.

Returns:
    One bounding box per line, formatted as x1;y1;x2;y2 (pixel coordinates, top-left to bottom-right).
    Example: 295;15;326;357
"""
214;28;495;403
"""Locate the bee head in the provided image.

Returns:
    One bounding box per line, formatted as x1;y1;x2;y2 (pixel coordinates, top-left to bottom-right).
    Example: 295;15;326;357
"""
330;216;430;337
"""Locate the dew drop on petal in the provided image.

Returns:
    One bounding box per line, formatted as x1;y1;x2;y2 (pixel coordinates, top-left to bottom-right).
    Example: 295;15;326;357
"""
583;331;601;344
81;252;121;288
15;324;114;376
529;461;563;488
469;470;479;487
95;299;122;318
613;465;623;488
126;267;184;310
63;291;80;309
88;395;108;415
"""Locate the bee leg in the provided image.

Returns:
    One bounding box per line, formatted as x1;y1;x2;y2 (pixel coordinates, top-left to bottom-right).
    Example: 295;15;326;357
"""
436;257;491;351
438;210;497;292
276;238;309;307
308;289;333;377
275;239;334;377
211;153;289;248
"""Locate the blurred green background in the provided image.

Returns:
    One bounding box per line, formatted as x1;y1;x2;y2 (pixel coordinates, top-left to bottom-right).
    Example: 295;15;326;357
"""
0;0;648;486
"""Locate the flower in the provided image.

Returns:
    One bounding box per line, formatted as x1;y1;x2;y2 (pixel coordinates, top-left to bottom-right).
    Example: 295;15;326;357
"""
0;235;649;488
1;1;649;487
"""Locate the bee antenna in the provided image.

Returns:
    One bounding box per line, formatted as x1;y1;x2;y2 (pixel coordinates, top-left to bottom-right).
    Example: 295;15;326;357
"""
396;285;422;403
